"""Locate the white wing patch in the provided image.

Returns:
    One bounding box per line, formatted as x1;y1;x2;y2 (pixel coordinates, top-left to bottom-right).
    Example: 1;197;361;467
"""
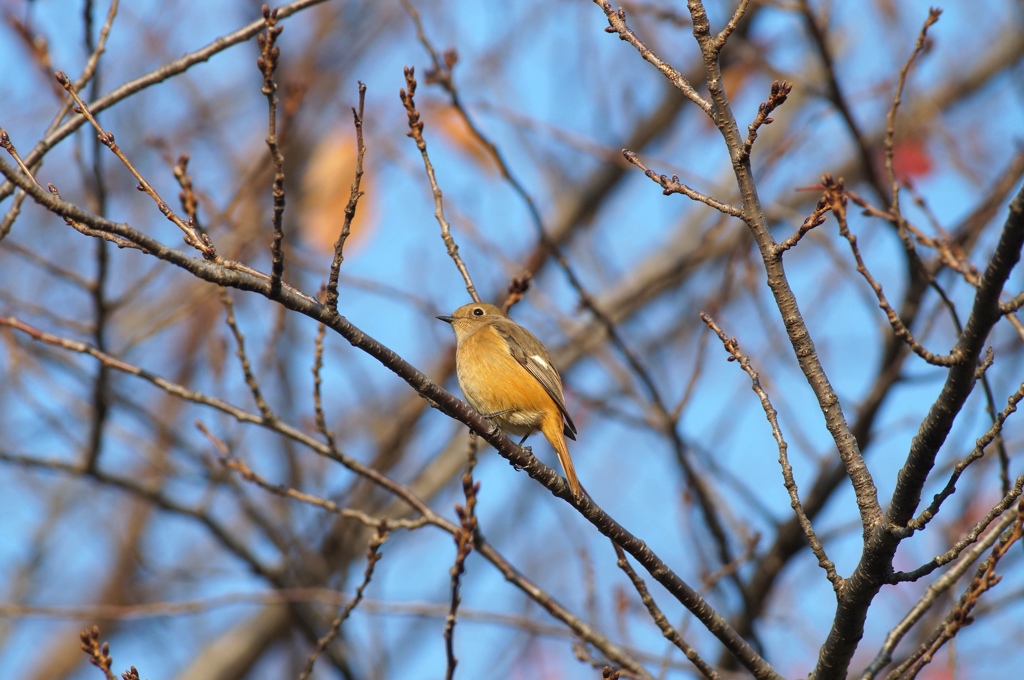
530;355;550;370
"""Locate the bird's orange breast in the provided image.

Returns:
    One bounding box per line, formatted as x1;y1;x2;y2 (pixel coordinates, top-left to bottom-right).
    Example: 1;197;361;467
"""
456;325;558;437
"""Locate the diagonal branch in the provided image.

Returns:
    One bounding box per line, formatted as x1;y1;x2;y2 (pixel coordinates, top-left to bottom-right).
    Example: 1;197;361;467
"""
595;2;712;116
888;182;1024;529
611;541;719;680
0;153;777;680
811;182;1024;679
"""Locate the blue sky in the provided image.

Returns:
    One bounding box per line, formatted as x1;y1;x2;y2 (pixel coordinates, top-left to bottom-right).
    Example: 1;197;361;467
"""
1;0;1023;678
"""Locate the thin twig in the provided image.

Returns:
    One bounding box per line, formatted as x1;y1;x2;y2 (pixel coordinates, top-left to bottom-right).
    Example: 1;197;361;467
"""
594;1;712;116
902;381;1024;535
46;182;145;250
826;175;957;366
713;0;750;50
883;9;943;220
9;115;144;255
848;190;976;287
612;541;719;680
171;154;203;233
221;291;276;421
860;504;1020;679
742;80;792;160
53;71;213;256
5;0;121;231
893;473;1024;581
700;532;760;592
0;0;332;207
257;4;287;297
73;0;120;94
206;433;429;532
0;129;40;185
399;67;479;303
622;150;743;217
886;500;1024;679
445;439;479;680
79;625;118;680
298;524;388;680
325;82;368;312
311;316;337;448
701;312;840;588
0;129;38;243
777;193;829;252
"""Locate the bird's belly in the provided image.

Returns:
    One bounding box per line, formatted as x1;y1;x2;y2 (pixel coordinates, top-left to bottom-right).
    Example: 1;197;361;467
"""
460;378;545;436
489;407;544;437
456;345;549;437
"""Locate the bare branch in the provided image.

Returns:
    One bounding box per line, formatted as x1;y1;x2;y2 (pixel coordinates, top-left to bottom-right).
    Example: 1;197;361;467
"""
827;175;958;366
325;82;368;312
612;541;719;680
886;502;1024;679
902;381;1024;536
0;0;333;205
445;441;480;680
888;182;1024;528
701;312;840;588
594;1;712;116
298;525;388;680
861;503;1021;679
893;474;1024;583
622;150;743;217
777;193;829;252
400;67;479;303
713;0;750;50
53;71;213;256
79;625;118;680
884;8;943;216
742;80;793;160
256;4;287;297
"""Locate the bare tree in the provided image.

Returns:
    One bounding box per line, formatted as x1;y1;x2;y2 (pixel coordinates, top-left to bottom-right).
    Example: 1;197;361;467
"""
1;0;1023;678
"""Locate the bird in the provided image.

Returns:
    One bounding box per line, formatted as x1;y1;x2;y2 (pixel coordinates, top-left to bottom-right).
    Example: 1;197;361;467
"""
437;302;582;500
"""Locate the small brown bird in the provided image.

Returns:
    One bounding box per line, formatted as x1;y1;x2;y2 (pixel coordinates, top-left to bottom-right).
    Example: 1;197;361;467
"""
437;302;582;500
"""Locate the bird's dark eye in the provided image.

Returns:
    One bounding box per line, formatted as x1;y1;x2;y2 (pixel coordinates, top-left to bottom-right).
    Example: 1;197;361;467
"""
473;307;484;316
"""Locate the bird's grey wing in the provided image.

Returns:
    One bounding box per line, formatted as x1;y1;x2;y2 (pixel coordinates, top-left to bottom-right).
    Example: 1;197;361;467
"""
494;323;578;438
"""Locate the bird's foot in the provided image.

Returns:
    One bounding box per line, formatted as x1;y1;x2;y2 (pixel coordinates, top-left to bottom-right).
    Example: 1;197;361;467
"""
511;445;532;471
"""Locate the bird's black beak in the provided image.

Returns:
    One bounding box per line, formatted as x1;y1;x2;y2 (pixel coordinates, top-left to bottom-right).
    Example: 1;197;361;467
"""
436;315;455;324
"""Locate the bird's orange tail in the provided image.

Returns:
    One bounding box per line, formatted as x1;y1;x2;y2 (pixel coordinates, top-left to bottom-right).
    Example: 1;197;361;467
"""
541;416;583;501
